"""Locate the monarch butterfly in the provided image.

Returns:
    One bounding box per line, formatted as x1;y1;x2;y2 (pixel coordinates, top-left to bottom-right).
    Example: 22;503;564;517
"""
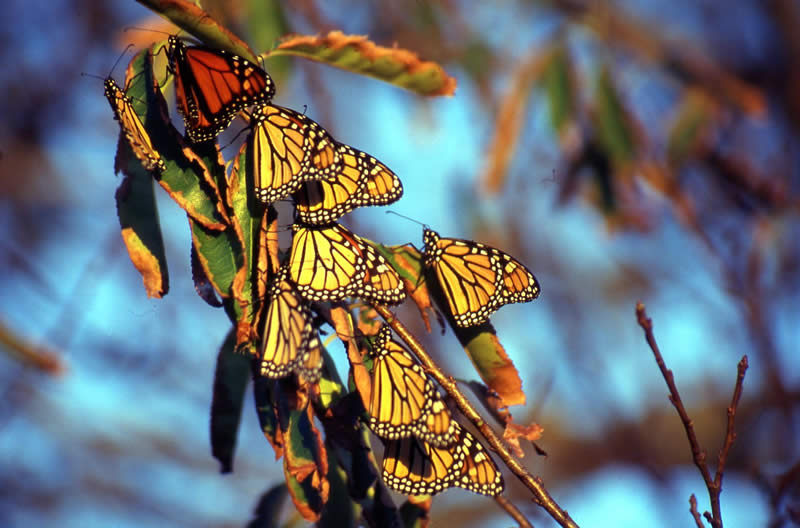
293;144;403;225
367;326;456;447
381;422;504;496
422;228;540;327
167;36;275;143
104;77;166;173
297;330;324;384
289;223;405;304
260;267;313;379
249;104;341;204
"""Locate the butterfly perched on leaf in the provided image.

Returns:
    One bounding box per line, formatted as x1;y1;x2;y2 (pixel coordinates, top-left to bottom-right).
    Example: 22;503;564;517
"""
422;228;540;327
289;223;406;304
249;104;341;204
381;421;504;496
260;267;314;379
296;330;324;384
367;326;456;447
293;144;403;225
167;36;275;143
104;77;165;173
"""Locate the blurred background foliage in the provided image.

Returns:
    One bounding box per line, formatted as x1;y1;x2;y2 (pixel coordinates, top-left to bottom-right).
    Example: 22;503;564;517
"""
1;0;798;526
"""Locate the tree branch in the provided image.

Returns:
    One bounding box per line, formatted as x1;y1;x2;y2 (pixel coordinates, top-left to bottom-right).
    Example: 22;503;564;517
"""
372;303;578;528
636;302;748;528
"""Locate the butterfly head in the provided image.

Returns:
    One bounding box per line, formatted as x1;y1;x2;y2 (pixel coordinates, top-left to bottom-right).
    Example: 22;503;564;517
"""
422;227;441;264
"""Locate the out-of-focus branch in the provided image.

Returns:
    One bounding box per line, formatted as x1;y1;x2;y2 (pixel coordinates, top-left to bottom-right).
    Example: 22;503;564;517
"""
547;0;765;116
690;495;705;528
494;495;534;528
372;303;578;528
636;303;748;528
0;319;65;375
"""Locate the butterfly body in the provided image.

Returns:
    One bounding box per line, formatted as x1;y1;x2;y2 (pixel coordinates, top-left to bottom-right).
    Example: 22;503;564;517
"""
104;78;165;173
422;228;540;327
167;36;275;143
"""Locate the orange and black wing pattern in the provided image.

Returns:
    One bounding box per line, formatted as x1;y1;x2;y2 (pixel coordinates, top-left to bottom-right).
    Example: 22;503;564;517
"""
260;267;313;379
381;422;503;496
367;326;455;446
422;228;539;327
104;78;165;173
250;104;340;203
293;144;403;225
289;223;405;304
167;36;275;143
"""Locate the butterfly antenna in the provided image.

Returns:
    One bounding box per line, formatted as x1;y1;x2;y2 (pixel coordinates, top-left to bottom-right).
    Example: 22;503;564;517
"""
219;124;251;152
385;210;426;227
123;26;174;37
80;43;135;83
109;44;135;78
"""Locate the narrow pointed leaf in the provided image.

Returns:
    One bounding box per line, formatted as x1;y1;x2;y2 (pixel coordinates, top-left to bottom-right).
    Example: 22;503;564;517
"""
210;329;251;473
269;31;456;96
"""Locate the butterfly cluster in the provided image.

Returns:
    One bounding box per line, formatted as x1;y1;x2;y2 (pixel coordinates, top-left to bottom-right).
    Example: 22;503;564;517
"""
103;35;540;500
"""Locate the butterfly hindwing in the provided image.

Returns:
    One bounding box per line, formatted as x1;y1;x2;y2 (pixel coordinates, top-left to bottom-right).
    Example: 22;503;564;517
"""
293;144;403;225
289;223;405;304
381;422;503;496
422;228;539;327
367;327;455;446
260;267;313;379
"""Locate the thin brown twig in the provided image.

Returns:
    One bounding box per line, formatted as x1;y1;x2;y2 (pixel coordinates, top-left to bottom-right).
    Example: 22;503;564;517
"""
689;494;705;528
372;303;578;528
494;495;534;528
636;302;748;528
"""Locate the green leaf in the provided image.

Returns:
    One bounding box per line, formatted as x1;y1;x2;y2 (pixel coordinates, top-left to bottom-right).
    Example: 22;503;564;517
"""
227;142;265;347
544;45;574;135
210;329;251;473
318;457;358;528
246;483;289;528
136;0;259;62
124;48;229;231
281;396;329;522
593;66;636;165
400;499;430;528
268;31;456;97
667;90;715;167
115;156;169;299
244;0;291;84
253;376;282;457
189;217;242;301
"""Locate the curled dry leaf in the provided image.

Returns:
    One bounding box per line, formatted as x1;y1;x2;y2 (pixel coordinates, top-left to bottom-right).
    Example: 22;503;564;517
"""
502;421;545;459
272;30;456;97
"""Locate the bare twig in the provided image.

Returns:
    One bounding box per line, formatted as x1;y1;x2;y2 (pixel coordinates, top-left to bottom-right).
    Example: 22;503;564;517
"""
636;303;748;528
689;495;705;528
372;303;578;528
494;495;534;528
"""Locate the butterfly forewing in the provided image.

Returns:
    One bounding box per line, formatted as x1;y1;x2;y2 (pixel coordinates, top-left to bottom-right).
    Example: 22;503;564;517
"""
260;268;313;379
251;105;341;203
289;223;367;301
423;227;540;327
167;36;275;143
104;79;165;173
367;327;454;446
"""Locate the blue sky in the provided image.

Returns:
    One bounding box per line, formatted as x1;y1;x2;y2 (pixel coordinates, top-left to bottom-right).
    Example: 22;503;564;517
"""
0;1;789;526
